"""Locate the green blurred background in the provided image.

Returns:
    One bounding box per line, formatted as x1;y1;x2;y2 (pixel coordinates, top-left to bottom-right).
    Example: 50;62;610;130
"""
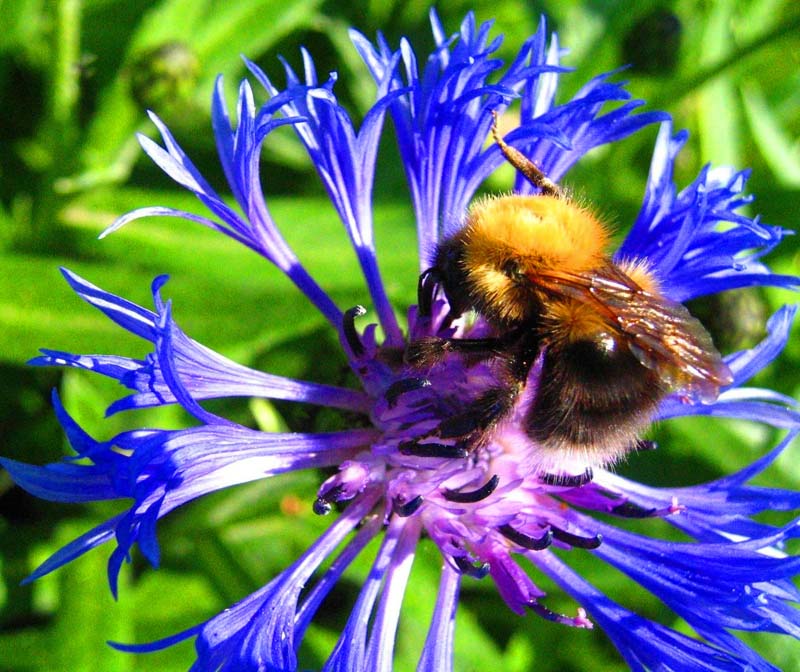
0;0;798;670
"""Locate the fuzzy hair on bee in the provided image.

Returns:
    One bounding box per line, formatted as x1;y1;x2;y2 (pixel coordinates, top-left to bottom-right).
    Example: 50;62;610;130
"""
407;112;732;479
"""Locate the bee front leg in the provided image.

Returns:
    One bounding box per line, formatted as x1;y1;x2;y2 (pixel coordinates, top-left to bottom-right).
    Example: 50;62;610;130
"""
397;384;522;460
437;384;522;440
389;335;509;418
405;336;507;368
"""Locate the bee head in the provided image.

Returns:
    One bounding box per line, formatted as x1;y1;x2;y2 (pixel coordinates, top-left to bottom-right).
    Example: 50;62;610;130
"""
445;195;610;328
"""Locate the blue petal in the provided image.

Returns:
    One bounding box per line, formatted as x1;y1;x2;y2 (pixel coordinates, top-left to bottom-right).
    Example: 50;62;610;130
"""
363;520;421;672
355;13;666;267
59;267;158;340
247;54;404;346
323;517;410;672
109;96;344;327
113;491;381;672
0;457;117;503
32;271;371;415
593;519;800;636
534;552;766;671
23;516;121;584
725;306;798;386
618;122;799;300
294;516;383;641
658;395;800;428
597;429;800;544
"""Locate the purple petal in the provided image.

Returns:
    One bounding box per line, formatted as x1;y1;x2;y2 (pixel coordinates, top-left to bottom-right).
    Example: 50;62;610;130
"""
34;271;370;415
534;551;763;671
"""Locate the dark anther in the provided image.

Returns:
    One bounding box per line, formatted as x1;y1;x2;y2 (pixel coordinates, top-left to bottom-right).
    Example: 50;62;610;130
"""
443;474;500;503
384;377;431;408
313;498;333;516
417;268;439;317
398;440;468;459
499;524;553;551
550;526;603;549
540;468;594;488
393;495;424;517
314;483;347;516
634;439;658;451
343;305;367;357
453;555;490;579
610;501;658;518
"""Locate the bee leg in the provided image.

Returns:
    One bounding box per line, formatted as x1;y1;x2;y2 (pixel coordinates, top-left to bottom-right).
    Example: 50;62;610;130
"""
437;385;521;439
405;336;506;368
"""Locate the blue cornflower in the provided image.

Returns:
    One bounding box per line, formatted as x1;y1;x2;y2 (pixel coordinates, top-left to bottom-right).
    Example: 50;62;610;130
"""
4;10;800;671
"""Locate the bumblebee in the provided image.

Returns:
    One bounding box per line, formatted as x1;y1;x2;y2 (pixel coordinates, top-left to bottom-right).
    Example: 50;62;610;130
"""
408;113;732;477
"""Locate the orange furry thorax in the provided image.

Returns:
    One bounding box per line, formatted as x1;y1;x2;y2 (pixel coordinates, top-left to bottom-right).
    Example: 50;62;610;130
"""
462;194;610;275
456;194;612;325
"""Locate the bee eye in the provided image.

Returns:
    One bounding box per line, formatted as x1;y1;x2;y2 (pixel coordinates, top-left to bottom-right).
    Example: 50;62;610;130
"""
502;259;524;281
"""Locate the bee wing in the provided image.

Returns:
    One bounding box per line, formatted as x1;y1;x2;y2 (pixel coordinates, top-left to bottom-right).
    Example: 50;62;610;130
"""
534;265;733;402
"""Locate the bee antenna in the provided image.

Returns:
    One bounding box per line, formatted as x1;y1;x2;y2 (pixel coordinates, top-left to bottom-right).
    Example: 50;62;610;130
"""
491;111;561;198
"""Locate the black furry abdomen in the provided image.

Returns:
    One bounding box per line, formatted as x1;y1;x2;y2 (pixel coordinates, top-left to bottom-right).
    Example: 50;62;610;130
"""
526;337;667;458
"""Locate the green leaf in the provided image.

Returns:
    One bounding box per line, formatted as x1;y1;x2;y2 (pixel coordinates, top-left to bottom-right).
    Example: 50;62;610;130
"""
695;1;742;167
193;0;324;90
741;80;800;187
125;569;219;670
67;0;324;192
0;0;46;56
1;190;417;368
0;521;132;672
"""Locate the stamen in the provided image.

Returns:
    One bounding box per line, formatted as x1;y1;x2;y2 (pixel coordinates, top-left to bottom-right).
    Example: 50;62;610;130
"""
499;524;553;551
343;305;367;357
529;601;593;628
443;474;500;503
398;440;468;459
611;501;658;518
453;555;490;579
417;268;438;317
314;481;348;516
384;377;431;408
393;495;424;517
540;468;594;488
550;526;603;549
